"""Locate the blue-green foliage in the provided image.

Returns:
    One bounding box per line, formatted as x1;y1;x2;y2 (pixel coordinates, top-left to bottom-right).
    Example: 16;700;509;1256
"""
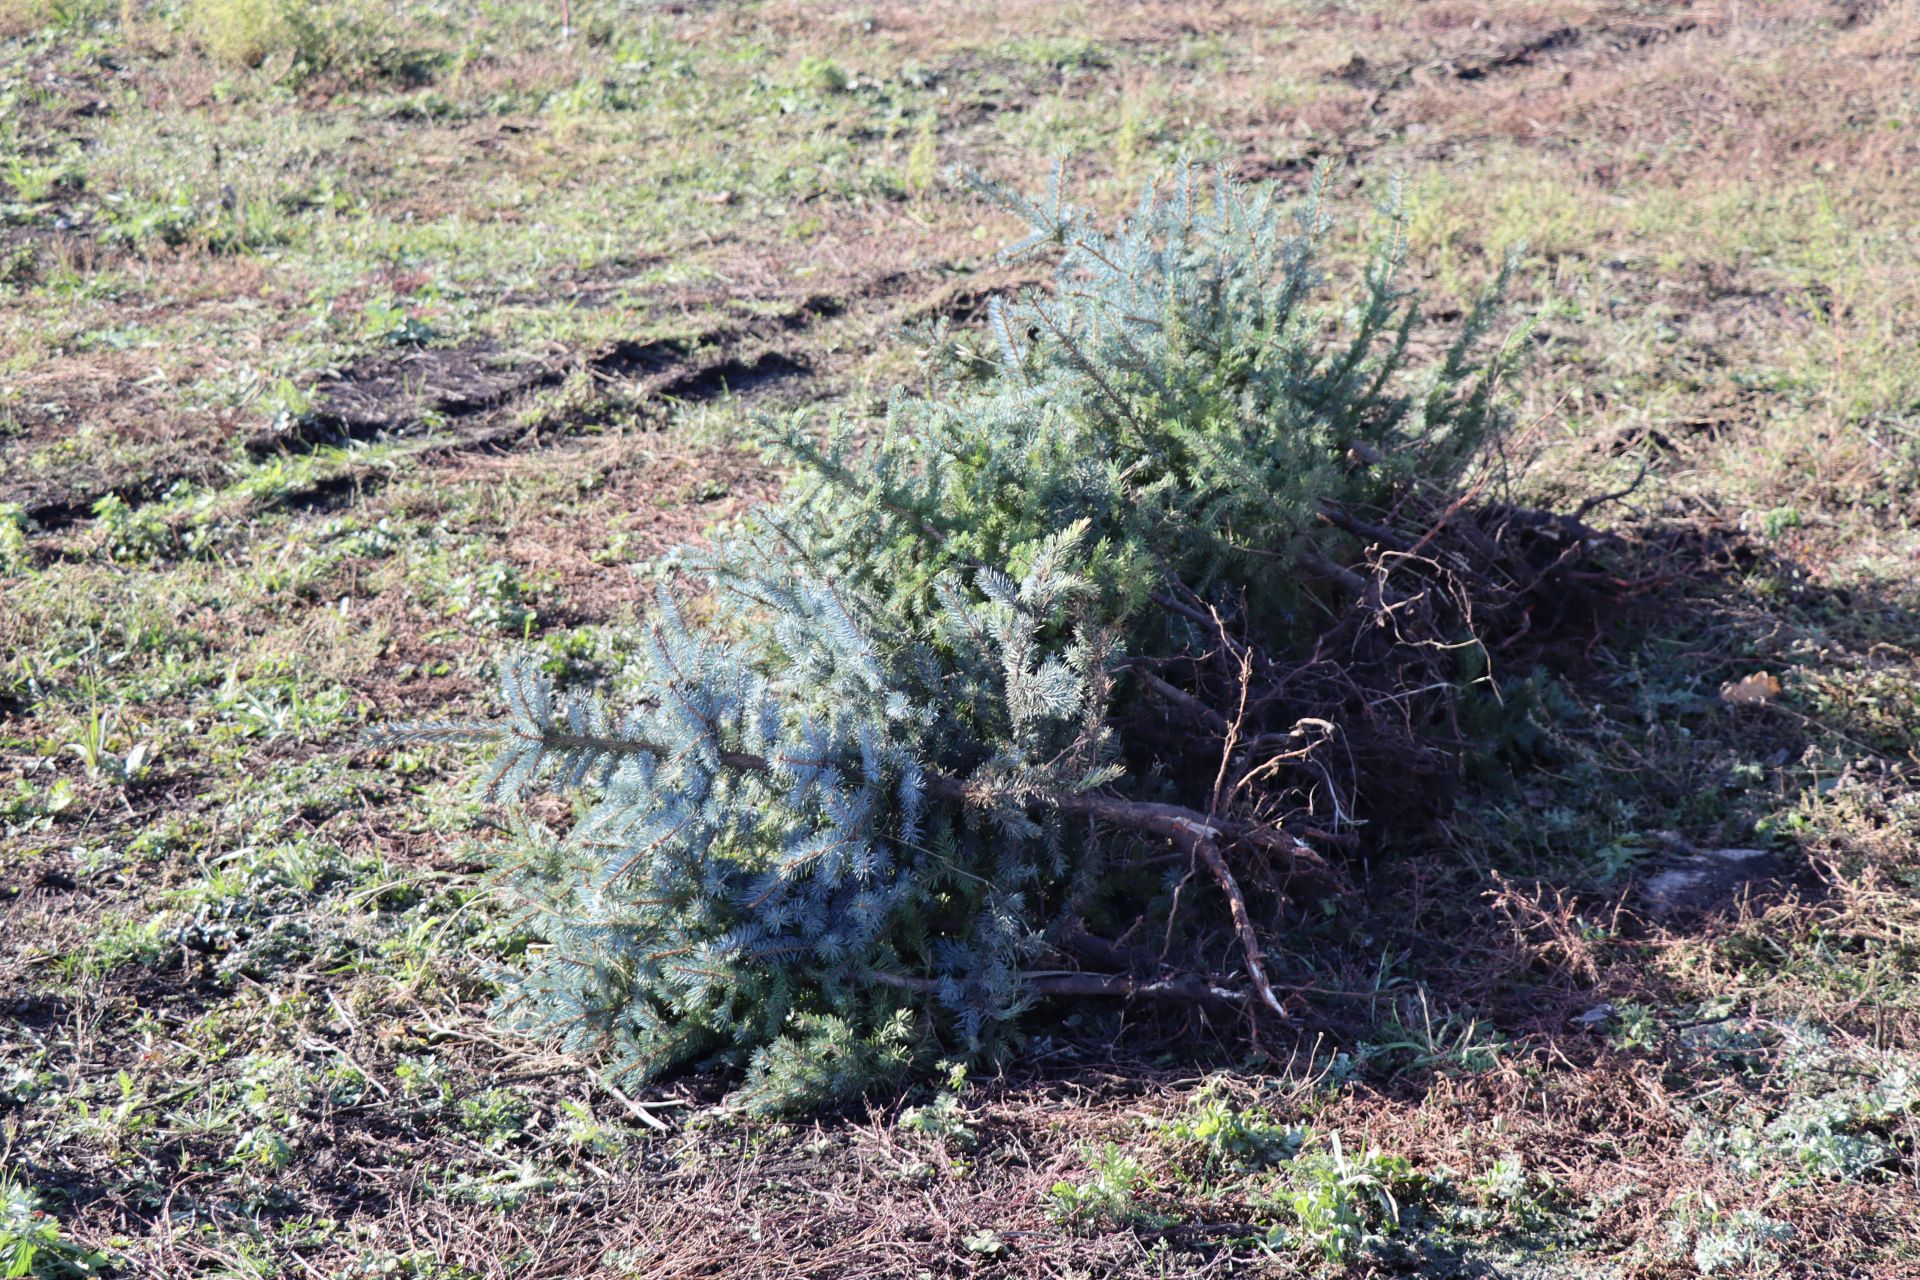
444;518;1117;1110
385;164;1515;1113
775;163;1511;639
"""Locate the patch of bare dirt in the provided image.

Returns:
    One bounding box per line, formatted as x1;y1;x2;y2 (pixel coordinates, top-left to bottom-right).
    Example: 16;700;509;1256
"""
254;340;572;454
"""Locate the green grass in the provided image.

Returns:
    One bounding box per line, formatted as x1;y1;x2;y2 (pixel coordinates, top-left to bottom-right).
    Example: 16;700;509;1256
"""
1;0;1918;1274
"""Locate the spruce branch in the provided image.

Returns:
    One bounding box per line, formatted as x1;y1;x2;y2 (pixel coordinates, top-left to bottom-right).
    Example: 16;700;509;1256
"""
381;669;1337;888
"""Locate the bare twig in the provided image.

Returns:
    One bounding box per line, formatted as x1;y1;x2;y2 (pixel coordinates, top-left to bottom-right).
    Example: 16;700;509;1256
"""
1132;666;1233;737
1295;545;1371;595
1190;833;1288;1020
598;1080;674;1132
1208;603;1251;819
1573;456;1650;522
865;968;1245;1004
1316;499;1411;552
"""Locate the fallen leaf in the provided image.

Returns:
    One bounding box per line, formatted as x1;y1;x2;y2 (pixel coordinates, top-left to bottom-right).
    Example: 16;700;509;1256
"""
1720;671;1782;706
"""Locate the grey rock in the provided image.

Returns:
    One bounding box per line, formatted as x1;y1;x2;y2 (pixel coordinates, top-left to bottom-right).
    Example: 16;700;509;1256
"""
1639;847;1785;918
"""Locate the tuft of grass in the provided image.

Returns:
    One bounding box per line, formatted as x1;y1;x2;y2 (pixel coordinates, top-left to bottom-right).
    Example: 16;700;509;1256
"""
90;493;172;563
902;114;937;196
1005;35;1109;72
187;0;308;69
0;0;111;38
794;54;848;94
0;504;29;574
1354;990;1508;1079
184;0;433;83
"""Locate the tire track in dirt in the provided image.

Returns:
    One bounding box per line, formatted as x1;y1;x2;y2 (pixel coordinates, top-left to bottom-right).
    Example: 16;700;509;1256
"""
1233;8;1715;186
1343;0;1888;106
246;290;849;461
15;263;1022;533
1339;8;1720;98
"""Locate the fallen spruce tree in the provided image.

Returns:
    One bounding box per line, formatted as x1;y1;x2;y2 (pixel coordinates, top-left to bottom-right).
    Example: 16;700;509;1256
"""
380;164;1606;1113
